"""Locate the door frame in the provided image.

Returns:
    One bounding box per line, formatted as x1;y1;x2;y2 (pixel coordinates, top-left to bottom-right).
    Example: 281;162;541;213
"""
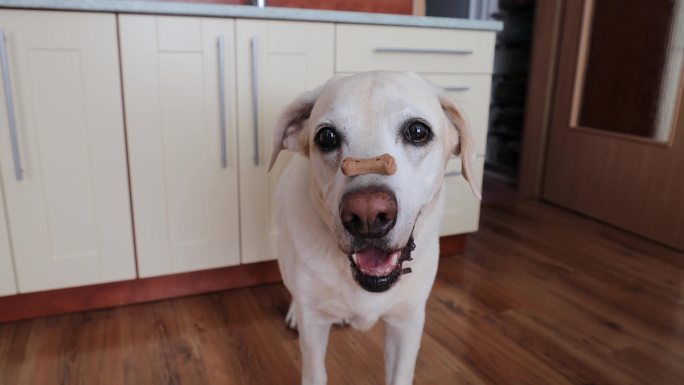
518;0;565;196
519;0;684;197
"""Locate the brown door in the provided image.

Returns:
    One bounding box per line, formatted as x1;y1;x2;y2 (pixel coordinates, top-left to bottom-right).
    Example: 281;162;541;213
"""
543;0;684;250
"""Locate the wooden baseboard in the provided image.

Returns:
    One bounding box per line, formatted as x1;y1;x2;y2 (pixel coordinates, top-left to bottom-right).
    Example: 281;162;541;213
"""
439;234;467;256
0;234;467;323
0;261;281;323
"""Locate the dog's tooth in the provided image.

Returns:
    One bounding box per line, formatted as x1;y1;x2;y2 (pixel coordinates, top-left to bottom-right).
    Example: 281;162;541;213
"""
390;252;399;265
352;253;359;265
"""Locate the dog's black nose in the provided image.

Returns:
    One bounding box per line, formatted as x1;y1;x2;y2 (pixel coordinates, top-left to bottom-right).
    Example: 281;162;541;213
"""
340;187;397;238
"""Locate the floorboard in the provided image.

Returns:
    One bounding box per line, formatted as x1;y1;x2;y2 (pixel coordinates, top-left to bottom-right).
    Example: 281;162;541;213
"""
1;200;683;384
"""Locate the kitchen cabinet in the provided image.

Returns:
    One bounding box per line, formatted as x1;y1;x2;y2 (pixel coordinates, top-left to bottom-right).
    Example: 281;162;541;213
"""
120;15;241;277
423;74;491;235
440;157;485;235
236;20;334;263
0;10;136;292
121;17;334;272
0;186;16;296
0;2;499;307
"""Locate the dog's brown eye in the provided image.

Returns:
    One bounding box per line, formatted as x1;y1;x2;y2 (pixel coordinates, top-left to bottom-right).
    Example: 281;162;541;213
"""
315;126;340;152
404;121;432;145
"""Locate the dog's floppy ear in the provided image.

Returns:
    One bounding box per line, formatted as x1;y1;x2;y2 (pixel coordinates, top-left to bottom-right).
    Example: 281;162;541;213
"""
268;87;321;172
439;92;482;200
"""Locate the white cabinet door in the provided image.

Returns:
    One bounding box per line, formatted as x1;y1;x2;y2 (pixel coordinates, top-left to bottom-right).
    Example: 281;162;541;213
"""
0;11;135;292
0;185;17;296
120;15;240;277
440;157;485;236
236;20;334;263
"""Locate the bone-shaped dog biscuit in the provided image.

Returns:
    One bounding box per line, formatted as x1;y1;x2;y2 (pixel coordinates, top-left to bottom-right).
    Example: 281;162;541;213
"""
341;153;397;176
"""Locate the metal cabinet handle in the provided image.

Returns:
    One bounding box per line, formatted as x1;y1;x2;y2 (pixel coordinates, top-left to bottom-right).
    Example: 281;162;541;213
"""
0;29;22;181
217;36;227;168
444;86;471;92
445;171;462;177
250;36;259;166
373;47;473;55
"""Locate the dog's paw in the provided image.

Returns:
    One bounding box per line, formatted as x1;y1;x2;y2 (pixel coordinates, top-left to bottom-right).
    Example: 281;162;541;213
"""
285;302;298;331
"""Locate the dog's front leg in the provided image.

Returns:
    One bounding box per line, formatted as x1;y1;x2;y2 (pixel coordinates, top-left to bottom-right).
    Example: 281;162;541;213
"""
297;307;332;385
384;310;426;385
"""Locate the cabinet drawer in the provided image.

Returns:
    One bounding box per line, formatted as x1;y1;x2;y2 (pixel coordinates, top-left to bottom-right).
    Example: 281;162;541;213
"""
422;74;492;155
440;156;484;236
336;25;496;74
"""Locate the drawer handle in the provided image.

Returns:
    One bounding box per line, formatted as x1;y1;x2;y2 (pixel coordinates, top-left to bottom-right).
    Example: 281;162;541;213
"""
0;29;22;181
444;86;471;92
217;36;228;168
445;171;462;177
250;36;260;166
374;47;473;55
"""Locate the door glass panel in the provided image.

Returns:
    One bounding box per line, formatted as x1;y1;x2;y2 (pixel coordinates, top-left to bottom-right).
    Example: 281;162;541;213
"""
576;0;684;142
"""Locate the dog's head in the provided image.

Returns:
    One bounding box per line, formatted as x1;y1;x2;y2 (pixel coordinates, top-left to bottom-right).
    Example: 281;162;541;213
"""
269;71;479;292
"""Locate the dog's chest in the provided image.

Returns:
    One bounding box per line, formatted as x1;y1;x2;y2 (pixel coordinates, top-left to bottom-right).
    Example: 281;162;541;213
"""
313;278;421;331
315;297;384;331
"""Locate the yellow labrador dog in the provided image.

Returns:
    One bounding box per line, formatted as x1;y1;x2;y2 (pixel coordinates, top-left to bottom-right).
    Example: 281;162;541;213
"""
269;71;479;385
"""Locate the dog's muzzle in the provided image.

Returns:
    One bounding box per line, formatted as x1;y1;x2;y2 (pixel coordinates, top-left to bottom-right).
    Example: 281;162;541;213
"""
347;237;415;293
339;186;415;292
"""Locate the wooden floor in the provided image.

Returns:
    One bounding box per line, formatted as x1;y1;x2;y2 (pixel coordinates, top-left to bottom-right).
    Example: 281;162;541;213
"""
1;200;683;384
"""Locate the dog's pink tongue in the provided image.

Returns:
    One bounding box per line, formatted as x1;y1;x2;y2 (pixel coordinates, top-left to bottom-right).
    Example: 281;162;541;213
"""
355;247;400;276
356;247;390;269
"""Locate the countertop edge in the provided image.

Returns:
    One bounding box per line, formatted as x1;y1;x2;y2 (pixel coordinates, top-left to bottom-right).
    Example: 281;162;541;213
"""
0;0;503;31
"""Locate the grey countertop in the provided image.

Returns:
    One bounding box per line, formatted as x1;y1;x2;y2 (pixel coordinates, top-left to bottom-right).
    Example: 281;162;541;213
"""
0;0;503;31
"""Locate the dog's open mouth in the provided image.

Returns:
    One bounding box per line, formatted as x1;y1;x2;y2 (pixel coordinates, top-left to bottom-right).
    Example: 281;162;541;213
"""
347;237;415;293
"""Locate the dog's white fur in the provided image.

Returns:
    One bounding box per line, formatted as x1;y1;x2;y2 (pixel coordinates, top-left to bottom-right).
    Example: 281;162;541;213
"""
269;71;478;385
